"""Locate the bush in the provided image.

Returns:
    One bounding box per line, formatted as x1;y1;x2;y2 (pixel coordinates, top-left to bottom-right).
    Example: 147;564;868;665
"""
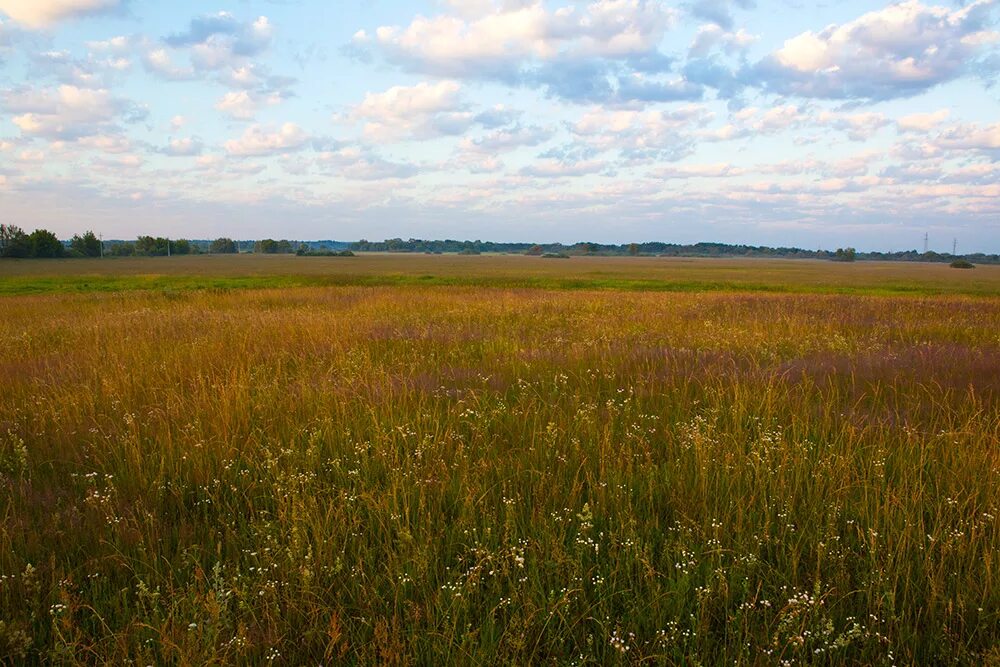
541;252;570;259
950;259;975;269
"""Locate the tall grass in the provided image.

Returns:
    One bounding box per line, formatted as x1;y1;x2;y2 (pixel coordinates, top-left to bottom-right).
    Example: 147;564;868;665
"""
1;286;998;664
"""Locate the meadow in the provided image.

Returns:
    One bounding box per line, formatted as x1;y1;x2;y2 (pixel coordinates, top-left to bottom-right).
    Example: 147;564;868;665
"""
1;255;999;665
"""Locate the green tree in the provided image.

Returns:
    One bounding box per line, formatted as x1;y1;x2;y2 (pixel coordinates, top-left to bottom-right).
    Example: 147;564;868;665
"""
833;247;857;262
70;231;102;257
29;229;65;258
255;239;278;254
135;236;169;256
172;239;192;255
110;242;135;256
210;238;238;254
0;224;31;258
628;243;640;256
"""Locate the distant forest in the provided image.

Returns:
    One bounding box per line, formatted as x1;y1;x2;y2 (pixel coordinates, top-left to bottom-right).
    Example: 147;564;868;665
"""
347;239;1000;264
1;225;998;263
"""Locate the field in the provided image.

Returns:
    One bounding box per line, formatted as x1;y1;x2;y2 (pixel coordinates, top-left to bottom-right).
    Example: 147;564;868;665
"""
1;255;999;665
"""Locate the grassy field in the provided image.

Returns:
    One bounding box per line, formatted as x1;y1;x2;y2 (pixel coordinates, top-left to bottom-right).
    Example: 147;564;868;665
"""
2;253;1000;297
1;256;999;665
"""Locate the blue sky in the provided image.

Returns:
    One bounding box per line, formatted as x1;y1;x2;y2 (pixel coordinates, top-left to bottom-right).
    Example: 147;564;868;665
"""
0;0;998;251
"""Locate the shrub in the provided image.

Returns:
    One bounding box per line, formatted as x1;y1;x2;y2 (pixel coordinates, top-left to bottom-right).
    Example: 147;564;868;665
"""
950;259;975;269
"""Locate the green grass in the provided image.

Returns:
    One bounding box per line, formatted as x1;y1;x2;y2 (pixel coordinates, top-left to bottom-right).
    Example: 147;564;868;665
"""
1;258;999;665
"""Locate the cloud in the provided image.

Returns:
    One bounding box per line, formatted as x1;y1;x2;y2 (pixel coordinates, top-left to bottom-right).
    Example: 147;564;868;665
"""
215;90;281;120
351;80;476;142
312;147;419;180
357;0;683;102
935;121;1000;151
686;0;755;31
571;105;712;160
753;0;1000;100
520;158;607;178
652;162;745;178
0;0;120;28
897;109;950;132
689;24;756;57
459;124;554;153
162;137;203;157
142;48;196;80
224;122;309;156
817;111;890;141
144;13;276;82
166;13;273;67
2;84;144;139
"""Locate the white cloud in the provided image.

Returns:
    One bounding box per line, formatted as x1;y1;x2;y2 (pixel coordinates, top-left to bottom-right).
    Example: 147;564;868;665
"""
4;84;127;139
163;137;203;157
369;0;675;76
763;0;1000;99
0;0;119;28
897;109;950;132
352;80;475;142
215;90;281;120
143;48;196;81
689;24;756;57
653;163;745;178
225;122;309;156
573;106;712;156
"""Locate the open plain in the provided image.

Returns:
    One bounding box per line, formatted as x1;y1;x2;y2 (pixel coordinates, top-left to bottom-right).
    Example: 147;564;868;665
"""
1;255;999;664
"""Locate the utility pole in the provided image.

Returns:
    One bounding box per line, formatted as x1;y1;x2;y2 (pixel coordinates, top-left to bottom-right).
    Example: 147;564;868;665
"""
167;238;171;257
923;232;929;254
99;233;104;258
953;238;957;256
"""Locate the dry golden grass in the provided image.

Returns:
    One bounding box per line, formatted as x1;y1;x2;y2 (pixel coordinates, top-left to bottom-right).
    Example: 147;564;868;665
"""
1;257;999;664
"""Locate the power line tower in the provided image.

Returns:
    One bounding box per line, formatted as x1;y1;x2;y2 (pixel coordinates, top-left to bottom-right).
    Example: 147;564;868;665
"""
923;232;929;254
953;238;957;256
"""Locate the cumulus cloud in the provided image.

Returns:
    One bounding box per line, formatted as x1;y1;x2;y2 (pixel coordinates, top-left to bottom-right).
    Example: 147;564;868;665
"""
0;0;120;28
689;24;756;57
572;105;712;160
2;84;144;139
753;0;1000;100
215;90;281;120
143;13;277;84
897;109;950;132
459;124;554;153
162;137;203;157
356;0;684;102
166;13;273;68
224;122;309;156
687;0;755;31
350;81;477;142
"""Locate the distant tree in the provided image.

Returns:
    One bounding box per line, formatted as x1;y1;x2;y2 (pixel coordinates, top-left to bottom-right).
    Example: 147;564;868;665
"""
255;239;278;253
29;229;65;258
525;244;544;256
628;243;640;256
110;242;136;256
135;236;170;256
296;243;310;256
0;224;31;258
210;237;238;254
70;231;102;257
833;247;857;262
172;239;192;255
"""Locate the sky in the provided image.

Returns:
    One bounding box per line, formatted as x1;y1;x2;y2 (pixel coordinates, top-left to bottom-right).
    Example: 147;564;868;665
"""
0;0;998;251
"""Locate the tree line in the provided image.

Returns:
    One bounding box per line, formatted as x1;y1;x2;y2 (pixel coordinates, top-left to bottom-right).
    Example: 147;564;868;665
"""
3;227;998;264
